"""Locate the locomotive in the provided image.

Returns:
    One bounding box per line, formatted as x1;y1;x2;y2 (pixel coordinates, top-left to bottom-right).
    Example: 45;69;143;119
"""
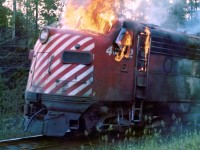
23;20;200;136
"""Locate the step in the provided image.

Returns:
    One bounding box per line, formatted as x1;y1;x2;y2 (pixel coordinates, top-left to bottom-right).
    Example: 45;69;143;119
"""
136;89;146;100
136;76;147;87
138;58;148;61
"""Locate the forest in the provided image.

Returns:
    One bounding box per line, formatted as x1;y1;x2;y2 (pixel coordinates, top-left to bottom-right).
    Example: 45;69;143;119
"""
0;0;200;139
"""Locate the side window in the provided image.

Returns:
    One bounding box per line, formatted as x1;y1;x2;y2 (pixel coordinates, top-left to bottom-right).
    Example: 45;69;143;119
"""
113;28;133;62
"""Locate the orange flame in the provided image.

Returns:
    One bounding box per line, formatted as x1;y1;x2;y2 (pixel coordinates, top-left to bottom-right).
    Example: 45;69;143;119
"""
139;27;151;71
62;0;120;34
115;30;133;61
144;27;151;61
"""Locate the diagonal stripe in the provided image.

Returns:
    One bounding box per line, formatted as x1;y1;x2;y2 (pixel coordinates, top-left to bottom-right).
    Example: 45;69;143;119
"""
83;88;93;96
42;60;69;86
68;77;93;96
34;35;81;86
56;66;94;94
35;34;60;54
69;37;93;50
64;66;93;89
45;65;85;93
83;43;95;51
40;36;92;89
34;34;69;71
44;41;95;94
28;33;95;96
53;35;81;56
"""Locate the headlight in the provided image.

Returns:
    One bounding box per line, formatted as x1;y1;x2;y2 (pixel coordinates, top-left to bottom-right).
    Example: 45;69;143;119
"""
39;28;50;44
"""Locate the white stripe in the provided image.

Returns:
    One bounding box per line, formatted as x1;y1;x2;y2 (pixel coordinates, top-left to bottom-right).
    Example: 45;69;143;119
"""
42;59;63;86
53;35;81;56
33;34;70;82
42;62;70;87
78;37;93;44
32;34;61;76
40;34;61;53
35;34;60;54
68;77;93;96
28;34;60;88
70;37;93;50
83;43;95;51
34;35;81;85
62;66;93;90
34;52;47;71
45;65;85;93
43;41;94;93
35;56;52;86
34;34;69;70
32;52;48;83
35;70;46;86
83;88;92;96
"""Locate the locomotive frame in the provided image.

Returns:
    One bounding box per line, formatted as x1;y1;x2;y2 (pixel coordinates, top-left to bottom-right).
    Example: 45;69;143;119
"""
23;20;200;136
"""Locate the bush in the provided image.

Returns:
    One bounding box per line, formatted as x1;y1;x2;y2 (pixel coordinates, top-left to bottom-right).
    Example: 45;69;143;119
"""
0;71;27;115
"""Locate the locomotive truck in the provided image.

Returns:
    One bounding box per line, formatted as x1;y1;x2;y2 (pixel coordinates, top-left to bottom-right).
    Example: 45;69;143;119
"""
23;20;200;136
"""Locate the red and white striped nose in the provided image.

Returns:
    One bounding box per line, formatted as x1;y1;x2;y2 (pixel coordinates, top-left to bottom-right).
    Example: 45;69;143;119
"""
27;32;95;97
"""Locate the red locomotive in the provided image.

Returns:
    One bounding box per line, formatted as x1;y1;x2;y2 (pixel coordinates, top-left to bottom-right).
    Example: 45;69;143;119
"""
23;20;200;136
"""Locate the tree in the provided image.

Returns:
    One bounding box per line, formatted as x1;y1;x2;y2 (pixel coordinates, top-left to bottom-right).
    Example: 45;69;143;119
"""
40;0;62;26
162;1;187;30
12;0;16;39
0;0;11;39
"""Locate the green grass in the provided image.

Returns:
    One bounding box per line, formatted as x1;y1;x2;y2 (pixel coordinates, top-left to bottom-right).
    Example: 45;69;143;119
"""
0;113;33;140
113;130;200;150
90;125;200;150
0;73;32;140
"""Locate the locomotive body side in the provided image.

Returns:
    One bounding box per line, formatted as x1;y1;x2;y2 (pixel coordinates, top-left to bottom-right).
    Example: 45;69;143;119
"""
146;27;200;116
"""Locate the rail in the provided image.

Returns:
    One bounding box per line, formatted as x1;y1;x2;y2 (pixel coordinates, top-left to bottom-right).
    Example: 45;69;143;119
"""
0;133;103;150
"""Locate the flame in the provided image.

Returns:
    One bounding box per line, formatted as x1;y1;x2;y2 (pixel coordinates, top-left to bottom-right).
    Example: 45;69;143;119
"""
115;30;133;61
60;0;148;34
144;27;151;61
139;27;151;71
62;0;120;34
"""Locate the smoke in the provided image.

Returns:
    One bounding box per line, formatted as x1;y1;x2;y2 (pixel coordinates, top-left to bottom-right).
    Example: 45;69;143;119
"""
61;0;200;34
131;1;172;26
120;0;181;26
179;11;200;34
119;0;200;34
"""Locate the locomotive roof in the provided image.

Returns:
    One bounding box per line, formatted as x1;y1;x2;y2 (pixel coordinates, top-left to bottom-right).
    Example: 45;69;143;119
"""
123;20;200;51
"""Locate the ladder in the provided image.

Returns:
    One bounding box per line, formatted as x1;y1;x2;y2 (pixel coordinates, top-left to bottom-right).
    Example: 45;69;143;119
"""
132;34;151;123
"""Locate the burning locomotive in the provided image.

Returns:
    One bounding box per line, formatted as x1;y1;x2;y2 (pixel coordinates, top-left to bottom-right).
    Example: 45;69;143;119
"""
23;19;200;136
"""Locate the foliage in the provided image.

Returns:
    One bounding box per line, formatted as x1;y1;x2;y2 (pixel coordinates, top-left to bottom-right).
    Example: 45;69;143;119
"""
39;0;63;25
0;5;11;28
0;113;33;140
0;70;27;115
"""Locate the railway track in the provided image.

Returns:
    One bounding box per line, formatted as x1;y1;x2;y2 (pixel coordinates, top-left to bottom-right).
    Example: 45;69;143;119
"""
0;133;109;150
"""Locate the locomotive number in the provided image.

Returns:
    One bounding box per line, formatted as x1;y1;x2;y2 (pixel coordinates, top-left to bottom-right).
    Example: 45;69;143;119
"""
106;46;113;56
106;46;134;58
